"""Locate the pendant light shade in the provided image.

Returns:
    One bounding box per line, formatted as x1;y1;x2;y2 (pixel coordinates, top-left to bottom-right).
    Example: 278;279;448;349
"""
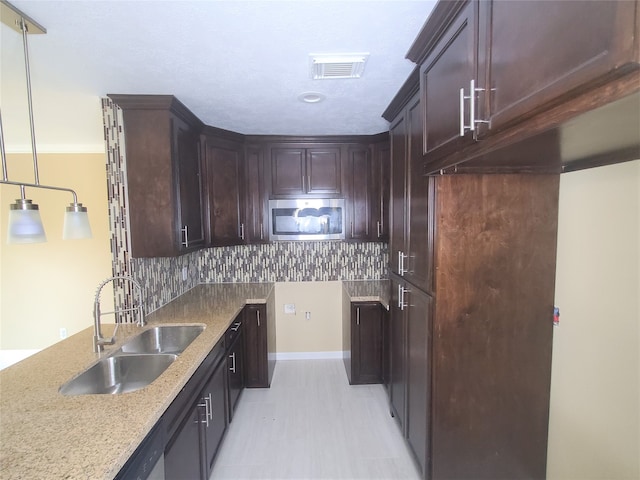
63;202;92;240
7;198;46;243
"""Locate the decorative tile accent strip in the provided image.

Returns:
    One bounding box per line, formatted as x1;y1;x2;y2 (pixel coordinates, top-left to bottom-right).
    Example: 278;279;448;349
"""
102;98;137;323
199;242;388;283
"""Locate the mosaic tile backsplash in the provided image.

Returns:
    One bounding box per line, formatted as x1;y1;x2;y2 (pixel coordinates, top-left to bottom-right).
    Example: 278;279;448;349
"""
102;96;388;316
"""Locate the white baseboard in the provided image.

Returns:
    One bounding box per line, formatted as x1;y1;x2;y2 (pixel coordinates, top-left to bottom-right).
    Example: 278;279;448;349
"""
276;351;344;361
0;350;41;370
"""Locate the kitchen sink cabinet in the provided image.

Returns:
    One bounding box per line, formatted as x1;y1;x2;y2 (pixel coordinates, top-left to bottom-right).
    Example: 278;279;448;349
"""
163;338;228;480
203;129;247;246
243;304;274;388
164;400;204;480
107;94;206;257
269;145;342;197
343;302;383;385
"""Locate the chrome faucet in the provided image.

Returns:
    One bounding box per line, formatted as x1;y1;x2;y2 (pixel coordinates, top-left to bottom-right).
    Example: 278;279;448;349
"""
93;275;146;352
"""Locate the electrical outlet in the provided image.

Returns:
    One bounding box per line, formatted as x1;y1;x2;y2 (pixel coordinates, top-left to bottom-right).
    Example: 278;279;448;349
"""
59;328;67;339
182;267;188;281
284;303;296;314
305;311;311;320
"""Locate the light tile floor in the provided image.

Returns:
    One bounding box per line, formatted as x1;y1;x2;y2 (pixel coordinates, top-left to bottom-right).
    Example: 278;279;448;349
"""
210;359;421;480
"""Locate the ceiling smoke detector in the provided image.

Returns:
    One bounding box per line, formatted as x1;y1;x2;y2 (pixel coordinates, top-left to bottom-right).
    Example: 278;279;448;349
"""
309;53;369;80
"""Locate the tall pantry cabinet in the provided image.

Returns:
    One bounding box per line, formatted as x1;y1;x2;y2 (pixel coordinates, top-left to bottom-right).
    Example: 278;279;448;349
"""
384;68;560;478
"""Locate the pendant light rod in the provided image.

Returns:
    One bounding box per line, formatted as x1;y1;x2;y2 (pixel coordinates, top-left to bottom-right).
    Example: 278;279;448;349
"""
20;17;39;185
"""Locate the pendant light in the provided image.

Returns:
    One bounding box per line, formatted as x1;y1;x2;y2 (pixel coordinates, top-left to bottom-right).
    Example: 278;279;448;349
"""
0;0;92;244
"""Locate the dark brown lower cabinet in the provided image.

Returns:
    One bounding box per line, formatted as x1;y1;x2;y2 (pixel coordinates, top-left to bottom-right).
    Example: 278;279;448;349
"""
343;302;383;384
164;340;228;480
227;322;245;420
164;403;203;480
244;304;274;388
201;361;227;479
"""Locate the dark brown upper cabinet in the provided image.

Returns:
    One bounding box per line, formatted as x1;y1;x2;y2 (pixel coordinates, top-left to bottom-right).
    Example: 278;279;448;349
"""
479;0;639;135
203;128;246;247
403;0;640;173
107;94;206;258
270;145;342;198
373;137;391;242
244;144;268;243
344;145;376;241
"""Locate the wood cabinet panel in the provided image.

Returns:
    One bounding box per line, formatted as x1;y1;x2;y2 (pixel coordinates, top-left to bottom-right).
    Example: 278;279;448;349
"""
389;276;407;433
164;401;204;480
420;0;478;158
245;145;267;243
374;140;390;241
270;148;305;196
227;327;244;421
307;148;342;195
269;146;342;197
204;138;245;246
345;146;374;240
175;117;206;250
483;0;639;133
345;302;383;384
201;361;228;479
243;304;272;388
389;113;408;275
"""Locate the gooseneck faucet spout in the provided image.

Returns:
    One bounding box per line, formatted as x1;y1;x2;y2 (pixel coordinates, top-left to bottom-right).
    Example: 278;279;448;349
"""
93;276;145;352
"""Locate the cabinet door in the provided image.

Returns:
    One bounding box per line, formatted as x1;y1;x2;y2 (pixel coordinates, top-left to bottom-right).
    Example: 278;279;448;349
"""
375;141;390;242
244;305;268;387
381;305;391;392
351;302;383;384
421;0;478;159
306;147;342;195
405;96;434;294
174;117;206;251
405;287;432;478
389;114;407;275
201;361;228;479
271;148;305;196
164;401;204;480
483;0;639;134
227;331;245;420
389;276;407;433
205;140;246;246
345;146;374;240
245;145;267;243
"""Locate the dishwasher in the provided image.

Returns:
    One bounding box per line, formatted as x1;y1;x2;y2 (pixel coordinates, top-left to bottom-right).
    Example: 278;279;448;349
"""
115;423;165;480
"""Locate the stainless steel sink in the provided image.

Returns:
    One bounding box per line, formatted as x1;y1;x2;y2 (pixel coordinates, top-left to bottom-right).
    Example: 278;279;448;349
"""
59;354;178;396
116;325;205;355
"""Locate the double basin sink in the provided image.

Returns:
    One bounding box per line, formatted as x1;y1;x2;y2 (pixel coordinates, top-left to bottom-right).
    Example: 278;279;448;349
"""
59;325;205;396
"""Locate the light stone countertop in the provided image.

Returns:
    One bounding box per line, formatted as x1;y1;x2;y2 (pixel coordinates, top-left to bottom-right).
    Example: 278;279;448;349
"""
0;282;273;480
342;279;390;309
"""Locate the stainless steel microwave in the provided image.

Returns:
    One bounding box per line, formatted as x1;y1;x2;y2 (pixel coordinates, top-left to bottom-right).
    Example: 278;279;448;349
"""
269;198;345;241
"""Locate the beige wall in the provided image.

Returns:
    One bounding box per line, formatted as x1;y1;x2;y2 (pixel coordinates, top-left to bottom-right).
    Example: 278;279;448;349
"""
0;153;112;352
547;160;639;479
274;281;343;356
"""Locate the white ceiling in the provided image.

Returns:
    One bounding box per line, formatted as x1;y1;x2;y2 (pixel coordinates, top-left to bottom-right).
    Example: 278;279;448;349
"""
1;0;435;151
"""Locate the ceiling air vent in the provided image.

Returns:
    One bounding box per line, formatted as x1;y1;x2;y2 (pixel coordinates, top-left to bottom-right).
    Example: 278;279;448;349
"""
309;53;369;80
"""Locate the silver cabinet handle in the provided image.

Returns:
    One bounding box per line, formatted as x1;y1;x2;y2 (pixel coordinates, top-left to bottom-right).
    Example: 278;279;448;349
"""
257;309;261;327
459;86;466;137
229;352;236;373
206;393;212;421
260;222;264;240
398;251;408;276
399;286;409;311
377;221;382;238
198;394;211;427
351;222;354;238
469;79;475;134
181;225;189;247
239;223;245;240
356;307;360;326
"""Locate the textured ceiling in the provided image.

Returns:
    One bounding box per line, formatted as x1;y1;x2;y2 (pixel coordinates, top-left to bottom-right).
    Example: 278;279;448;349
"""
1;0;436;149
